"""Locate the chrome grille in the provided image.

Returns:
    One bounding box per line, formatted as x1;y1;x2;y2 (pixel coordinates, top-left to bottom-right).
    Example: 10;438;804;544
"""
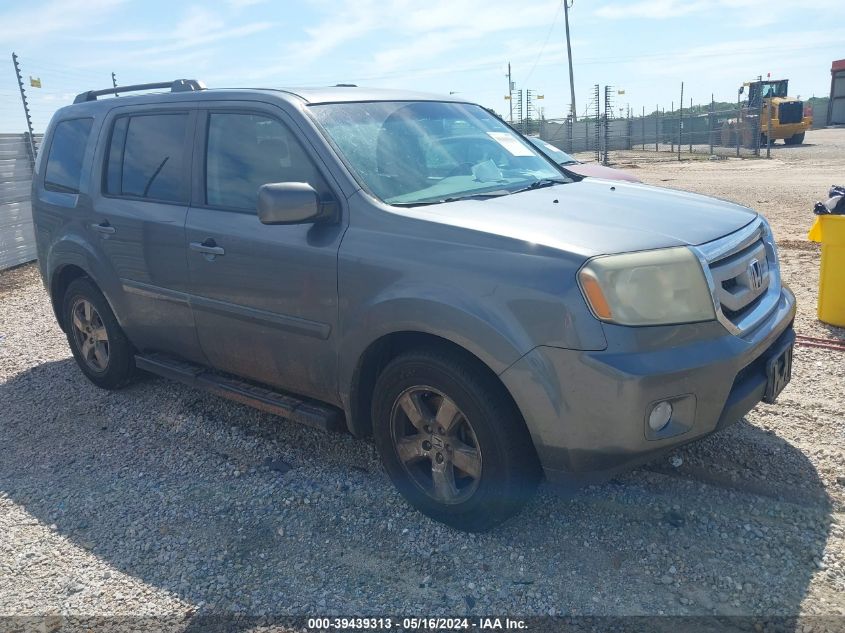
693;218;781;336
710;239;769;314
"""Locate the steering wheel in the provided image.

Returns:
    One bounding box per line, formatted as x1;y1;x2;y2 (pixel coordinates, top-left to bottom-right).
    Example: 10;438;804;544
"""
445;161;476;178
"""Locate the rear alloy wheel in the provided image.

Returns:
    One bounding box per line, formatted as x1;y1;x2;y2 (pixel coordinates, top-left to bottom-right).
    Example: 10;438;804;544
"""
63;277;135;389
70;298;110;373
373;349;540;531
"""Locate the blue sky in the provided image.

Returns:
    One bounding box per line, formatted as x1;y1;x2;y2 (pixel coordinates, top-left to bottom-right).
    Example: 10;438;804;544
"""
1;0;843;132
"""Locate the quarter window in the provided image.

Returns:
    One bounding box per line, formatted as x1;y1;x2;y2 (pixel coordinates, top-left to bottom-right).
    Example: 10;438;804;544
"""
44;118;93;194
105;113;188;203
205;113;327;211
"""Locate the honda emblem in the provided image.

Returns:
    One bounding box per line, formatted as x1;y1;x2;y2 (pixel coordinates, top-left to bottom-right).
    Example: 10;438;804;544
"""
748;259;764;291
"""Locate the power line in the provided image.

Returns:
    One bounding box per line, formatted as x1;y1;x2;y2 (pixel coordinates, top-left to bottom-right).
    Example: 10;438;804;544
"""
253;39;842;89
523;0;564;84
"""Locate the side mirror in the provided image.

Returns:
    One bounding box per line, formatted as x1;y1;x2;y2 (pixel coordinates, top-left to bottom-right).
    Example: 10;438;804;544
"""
738;86;744;95
257;182;326;225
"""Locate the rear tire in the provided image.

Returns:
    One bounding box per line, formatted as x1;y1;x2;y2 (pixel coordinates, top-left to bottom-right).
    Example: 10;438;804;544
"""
372;348;540;531
63;277;135;390
785;132;805;145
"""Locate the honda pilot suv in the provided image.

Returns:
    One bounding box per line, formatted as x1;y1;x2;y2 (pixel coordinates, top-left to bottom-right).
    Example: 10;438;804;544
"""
33;79;795;531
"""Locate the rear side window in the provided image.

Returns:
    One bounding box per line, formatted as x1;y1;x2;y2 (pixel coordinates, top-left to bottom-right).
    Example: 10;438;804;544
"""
105;113;188;203
205;112;328;211
44;118;93;193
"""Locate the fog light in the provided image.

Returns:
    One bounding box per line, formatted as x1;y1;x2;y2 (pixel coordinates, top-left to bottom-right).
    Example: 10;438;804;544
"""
649;401;673;431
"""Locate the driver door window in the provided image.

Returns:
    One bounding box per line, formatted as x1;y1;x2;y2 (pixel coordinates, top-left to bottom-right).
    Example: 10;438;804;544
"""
205;113;327;211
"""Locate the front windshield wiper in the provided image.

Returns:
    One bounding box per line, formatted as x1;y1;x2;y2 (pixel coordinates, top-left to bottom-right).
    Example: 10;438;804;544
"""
510;178;568;194
392;190;512;207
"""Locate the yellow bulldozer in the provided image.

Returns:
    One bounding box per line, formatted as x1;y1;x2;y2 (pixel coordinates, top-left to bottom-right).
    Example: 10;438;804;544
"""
720;78;812;148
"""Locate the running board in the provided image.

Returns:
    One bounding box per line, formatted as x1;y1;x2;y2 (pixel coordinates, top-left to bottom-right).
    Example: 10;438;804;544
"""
135;353;346;433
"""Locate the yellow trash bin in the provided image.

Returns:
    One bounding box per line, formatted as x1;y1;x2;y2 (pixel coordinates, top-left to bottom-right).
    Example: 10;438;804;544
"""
808;214;845;327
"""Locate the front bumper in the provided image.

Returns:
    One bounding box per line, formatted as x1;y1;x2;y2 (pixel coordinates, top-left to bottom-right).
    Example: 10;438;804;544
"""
500;286;796;487
769;118;811;139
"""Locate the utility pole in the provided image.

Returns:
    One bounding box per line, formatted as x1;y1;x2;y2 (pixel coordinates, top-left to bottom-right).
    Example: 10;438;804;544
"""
563;0;577;122
506;62;514;124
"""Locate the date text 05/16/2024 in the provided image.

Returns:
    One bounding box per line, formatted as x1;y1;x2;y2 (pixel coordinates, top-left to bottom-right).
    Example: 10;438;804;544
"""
306;617;528;630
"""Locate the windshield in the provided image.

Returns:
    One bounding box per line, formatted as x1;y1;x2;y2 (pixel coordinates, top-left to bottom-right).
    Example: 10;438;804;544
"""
527;137;578;165
760;81;788;98
750;80;789;105
310;101;567;205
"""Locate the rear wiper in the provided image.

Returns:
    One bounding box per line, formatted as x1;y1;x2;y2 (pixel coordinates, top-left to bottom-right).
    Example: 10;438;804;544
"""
510;178;567;195
393;190;512;206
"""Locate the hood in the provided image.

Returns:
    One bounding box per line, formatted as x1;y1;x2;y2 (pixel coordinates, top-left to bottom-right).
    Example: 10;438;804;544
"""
402;179;757;257
565;162;641;183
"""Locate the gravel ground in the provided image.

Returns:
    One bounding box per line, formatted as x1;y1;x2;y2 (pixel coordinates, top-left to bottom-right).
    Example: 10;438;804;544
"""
1;129;844;625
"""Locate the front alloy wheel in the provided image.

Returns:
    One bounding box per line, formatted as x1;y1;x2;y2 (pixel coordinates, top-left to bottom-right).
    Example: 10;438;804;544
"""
391;386;482;504
372;349;540;532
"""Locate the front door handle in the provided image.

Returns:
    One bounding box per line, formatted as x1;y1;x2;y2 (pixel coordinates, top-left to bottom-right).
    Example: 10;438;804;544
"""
189;239;225;256
91;221;116;235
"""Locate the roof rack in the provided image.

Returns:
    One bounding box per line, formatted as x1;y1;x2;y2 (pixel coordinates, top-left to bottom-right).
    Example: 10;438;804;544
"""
73;79;206;104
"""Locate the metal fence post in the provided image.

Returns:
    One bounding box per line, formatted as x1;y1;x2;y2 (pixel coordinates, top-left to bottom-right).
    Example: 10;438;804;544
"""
11;52;36;166
642;106;645;150
709;94;714;156
604;110;609;165
678;82;683;161
593;84;601;164
656;106;660;152
754;91;763;157
736;91;741;158
670;102;674;154
766;102;772;159
689;97;693;154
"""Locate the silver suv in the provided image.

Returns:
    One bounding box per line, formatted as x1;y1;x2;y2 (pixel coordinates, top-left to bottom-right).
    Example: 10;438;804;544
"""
32;80;795;531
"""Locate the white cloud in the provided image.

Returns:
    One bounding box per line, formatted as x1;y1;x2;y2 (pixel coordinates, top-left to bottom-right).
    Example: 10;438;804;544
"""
628;31;844;78
228;0;268;8
595;0;707;19
73;5;274;69
595;0;845;24
0;0;125;41
244;0;561;82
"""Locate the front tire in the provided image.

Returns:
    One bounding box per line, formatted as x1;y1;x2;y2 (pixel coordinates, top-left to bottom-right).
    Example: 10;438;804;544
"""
372;349;540;531
785;131;805;145
63;277;135;390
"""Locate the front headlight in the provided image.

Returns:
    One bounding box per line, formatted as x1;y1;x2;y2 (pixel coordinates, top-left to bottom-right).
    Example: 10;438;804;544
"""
578;247;716;326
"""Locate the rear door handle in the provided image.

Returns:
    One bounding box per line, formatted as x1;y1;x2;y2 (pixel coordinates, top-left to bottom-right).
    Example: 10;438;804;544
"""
189;240;225;256
91;221;116;235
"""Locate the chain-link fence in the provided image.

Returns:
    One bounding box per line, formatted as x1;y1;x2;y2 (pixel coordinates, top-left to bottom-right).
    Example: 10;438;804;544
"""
539;98;774;164
537;80;828;165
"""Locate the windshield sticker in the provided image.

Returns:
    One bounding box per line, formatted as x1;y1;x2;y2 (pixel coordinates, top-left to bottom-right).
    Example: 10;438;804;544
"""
471;159;503;182
486;132;535;157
